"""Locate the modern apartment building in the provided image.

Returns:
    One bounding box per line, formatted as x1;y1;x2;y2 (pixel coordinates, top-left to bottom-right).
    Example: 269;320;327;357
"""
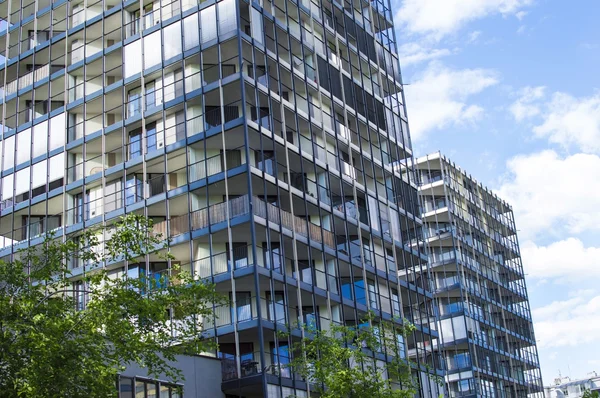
414;152;543;398
0;0;442;396
545;372;600;398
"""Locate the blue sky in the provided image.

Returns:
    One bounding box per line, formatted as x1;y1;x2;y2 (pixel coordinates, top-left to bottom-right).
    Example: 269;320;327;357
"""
394;0;600;383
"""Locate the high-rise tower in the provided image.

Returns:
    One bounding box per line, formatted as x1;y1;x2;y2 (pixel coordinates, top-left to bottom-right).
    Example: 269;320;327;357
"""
0;0;441;395
414;152;543;398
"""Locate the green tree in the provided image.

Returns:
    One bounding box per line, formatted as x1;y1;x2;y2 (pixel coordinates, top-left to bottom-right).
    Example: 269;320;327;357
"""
285;313;421;398
0;214;223;397
582;390;600;398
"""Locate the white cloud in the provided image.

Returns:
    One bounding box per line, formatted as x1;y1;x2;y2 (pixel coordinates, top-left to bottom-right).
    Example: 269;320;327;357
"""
510;89;600;153
398;43;453;67
396;0;534;40
533;92;600;153
533;294;600;349
515;10;528;20
521;238;600;281
497;150;600;239
467;30;482;43
509;86;546;121
404;62;498;141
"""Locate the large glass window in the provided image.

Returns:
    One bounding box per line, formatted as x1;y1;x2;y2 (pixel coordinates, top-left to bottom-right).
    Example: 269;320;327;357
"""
200;6;217;44
255;150;275;175
16;129;31;165
218;0;237;36
32;121;48;158
2;135;15;170
163;21;182;60
227;242;248;269
48;153;65;187
183;14;199;50
270;342;291;378
250;8;263;43
1;174;14;208
232;291;252;322
262;242;282;271
143;31;162;70
49;114;66;151
267;291;285;323
124;40;142;78
127;87;142;118
125;174;144;205
146;123;158;153
31;160;47;194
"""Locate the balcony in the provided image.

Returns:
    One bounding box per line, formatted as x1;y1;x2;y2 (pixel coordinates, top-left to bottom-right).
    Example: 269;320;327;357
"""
152;195;335;249
1;65;50;98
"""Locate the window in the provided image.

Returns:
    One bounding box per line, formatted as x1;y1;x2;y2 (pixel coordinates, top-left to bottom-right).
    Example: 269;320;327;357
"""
217;0;237;36
266;291;285;323
128;9;140;37
183;14;199;50
231;291;252;322
128;129;142;159
21;215;40;240
147;173;165;197
125;174;144;205
250;7;263;43
16;129;31;165
367;279;378;310
385;248;396;272
174;110;185;141
302;306;319;330
74;192;87;222
270;342;291;378
143;3;155;28
124;40;142;78
391;288;400;316
227;242;248;270
2;135;15;170
219;342;255;378
255;150;275;175
295;261;313;284
32;121;48;158
163;22;182;60
262;242;282;272
119;377;134;398
143;31;162;69
250;106;270;128
144;81;156;109
146;123;158;152
362;237;372;266
200;6;217;44
127;87;142;118
118;376;181;398
201;106;217;130
74;280;88;310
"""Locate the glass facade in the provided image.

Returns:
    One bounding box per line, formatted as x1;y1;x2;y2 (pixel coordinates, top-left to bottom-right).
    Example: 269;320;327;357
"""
414;152;543;398
0;0;441;396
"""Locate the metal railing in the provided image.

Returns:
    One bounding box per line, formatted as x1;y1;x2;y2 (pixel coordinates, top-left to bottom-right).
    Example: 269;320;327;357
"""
252;196;335;248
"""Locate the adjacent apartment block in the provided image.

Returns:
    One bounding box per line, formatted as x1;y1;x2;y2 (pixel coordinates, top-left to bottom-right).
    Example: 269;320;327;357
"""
544;372;600;398
414;152;543;398
0;0;442;396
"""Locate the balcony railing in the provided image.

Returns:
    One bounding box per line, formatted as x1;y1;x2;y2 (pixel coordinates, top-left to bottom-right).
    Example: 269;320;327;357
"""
252;196;335;248
1;65;50;97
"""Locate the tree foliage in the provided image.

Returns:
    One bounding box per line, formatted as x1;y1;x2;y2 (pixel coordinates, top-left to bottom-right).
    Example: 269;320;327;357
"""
285;314;419;398
0;214;223;397
583;390;600;398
